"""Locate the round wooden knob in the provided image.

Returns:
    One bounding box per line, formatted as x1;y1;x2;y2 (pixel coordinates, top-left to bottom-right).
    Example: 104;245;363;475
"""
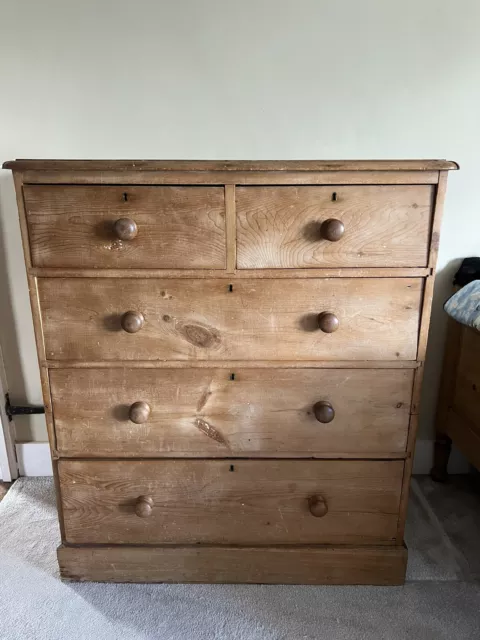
129;401;151;424
113;218;138;241
313;401;335;423
135;495;154;518
321;218;344;242
317;312;339;333
121;311;144;333
308;495;328;518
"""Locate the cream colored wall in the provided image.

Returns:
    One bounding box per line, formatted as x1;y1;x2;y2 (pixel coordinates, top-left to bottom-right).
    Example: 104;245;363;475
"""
0;0;479;445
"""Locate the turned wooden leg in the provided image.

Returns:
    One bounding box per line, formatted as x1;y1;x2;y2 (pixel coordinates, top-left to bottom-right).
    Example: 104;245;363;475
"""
430;433;452;482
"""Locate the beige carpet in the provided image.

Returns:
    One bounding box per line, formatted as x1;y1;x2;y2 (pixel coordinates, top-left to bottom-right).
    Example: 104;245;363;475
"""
0;477;479;639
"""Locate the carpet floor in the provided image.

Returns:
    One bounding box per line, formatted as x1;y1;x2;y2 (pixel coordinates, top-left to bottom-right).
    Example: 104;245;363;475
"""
0;477;479;639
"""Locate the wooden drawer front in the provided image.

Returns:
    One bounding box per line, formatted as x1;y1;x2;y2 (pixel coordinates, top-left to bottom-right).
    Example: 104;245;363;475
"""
237;186;433;268
58;459;404;545
24;185;226;268
39;278;422;361
51;368;413;457
452;327;480;433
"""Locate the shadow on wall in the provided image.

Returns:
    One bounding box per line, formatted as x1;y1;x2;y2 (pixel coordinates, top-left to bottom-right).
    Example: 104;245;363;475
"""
0;172;41;440
419;258;462;441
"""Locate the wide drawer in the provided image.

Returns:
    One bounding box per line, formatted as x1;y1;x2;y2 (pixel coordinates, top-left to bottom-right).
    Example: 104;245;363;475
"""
24;185;226;268
58;459;404;545
39;278;422;361
236;185;433;268
50;368;413;457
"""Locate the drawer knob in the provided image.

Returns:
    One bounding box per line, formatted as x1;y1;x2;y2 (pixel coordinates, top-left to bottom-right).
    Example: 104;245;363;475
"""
308;495;328;518
313;401;335;423
121;311;144;333
321;218;344;242
317;312;339;333
129;401;151;424
135;495;154;518
114;217;138;241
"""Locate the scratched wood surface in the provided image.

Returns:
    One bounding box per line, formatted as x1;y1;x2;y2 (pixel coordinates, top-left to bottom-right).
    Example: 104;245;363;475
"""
18;169;442;186
4;159;457;584
38;277;423;362
237;186;433;268
50;368;413;457
58;459;404;545
24;186;226;269
4;158;458;171
58;544;408;584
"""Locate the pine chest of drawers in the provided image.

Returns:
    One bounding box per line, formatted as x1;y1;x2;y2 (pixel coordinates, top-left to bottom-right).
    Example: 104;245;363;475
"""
4;159;457;584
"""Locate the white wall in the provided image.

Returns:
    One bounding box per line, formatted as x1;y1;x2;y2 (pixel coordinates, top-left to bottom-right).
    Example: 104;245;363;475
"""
0;1;479;455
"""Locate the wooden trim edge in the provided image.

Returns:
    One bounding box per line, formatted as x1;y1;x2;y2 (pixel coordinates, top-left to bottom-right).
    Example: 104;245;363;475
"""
3;159;459;171
29;268;431;279
44;360;421;369
225;184;236;272
57;544;407;584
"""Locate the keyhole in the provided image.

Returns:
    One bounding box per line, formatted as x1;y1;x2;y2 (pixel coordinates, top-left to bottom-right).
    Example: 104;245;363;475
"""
332;192;337;201
123;192;128;202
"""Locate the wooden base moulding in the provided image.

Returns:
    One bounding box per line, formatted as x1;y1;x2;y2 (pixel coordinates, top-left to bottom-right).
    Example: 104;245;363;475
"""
58;544;408;585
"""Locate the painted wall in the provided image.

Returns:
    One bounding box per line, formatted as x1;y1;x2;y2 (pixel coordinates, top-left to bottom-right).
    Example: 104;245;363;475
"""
0;1;478;463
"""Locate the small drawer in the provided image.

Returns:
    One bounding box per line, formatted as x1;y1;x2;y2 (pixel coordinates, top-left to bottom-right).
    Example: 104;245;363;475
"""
236;185;434;268
58;459;404;545
38;277;422;361
24;185;226;269
51;368;413;457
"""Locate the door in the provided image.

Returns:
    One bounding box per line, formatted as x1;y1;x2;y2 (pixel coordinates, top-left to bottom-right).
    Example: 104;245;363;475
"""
0;345;17;481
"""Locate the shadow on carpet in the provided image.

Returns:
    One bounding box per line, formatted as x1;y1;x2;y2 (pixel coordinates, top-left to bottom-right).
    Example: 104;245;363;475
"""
0;477;479;640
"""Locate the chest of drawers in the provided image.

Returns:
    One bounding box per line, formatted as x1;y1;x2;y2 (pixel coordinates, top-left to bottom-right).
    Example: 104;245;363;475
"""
4;159;457;584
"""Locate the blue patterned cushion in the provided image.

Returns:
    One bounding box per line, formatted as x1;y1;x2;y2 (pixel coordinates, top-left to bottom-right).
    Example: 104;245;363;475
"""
444;280;480;330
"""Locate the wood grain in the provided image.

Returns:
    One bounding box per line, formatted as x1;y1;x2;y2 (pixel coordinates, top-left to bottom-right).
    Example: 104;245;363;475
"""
428;171;449;272
444;409;480;471
395;453;412;543
58;459;404;545
50;368;413;457
4;159;457;585
4;159;459;171
18;170;442;186
24;185;226;269
397;165;451;523
451;326;480;433
225;184;236;272
38;277;423;362
430;315;464;482
237;186;433;268
45;359;419;369
11;175;65;535
417;275;436;362
58;544;408;585
29;267;431;279
13;176;57;451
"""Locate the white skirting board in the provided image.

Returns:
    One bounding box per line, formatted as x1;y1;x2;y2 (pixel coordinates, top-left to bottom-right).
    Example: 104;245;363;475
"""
14;440;469;477
16;443;53;476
